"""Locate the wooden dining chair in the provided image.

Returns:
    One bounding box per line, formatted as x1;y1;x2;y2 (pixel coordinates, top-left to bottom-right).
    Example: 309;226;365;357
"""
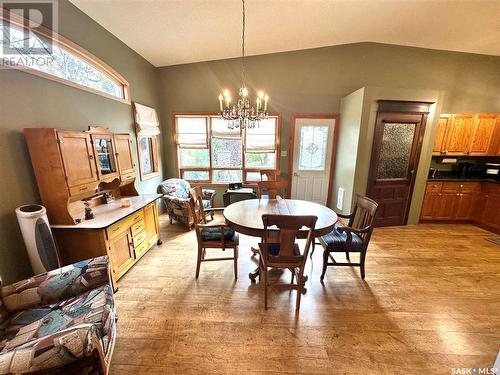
189;187;239;279
260;169;280;181
258;214;317;312
257;180;288;199
318;194;378;281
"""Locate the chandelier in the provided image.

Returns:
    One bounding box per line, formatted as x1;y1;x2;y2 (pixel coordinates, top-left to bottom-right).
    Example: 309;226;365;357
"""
218;0;269;130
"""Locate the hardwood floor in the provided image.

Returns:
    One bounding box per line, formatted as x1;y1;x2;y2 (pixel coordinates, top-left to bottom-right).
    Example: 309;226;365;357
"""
110;215;500;374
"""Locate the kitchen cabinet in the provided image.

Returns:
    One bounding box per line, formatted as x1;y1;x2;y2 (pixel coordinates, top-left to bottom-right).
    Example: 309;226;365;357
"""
420;180;498;233
443;114;474;156
432;116;450;154
469;114;497;156
420;181;481;221
433;113;500;156
478;183;500;232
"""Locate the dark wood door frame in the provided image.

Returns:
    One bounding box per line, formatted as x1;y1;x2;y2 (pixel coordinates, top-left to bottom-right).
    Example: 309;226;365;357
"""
366;101;433;227
287;114;340;207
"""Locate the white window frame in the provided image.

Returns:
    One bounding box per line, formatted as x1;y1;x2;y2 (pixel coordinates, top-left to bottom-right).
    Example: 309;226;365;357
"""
0;10;130;103
173;112;281;185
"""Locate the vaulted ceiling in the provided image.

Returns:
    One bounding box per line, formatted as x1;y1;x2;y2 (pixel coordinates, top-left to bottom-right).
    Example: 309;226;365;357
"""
70;0;500;67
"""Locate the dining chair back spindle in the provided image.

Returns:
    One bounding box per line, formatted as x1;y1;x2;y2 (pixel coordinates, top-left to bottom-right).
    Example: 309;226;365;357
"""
260;169;280;181
257;180;288;199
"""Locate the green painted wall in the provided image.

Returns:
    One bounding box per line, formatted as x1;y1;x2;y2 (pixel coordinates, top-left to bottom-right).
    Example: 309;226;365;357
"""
157;42;500;208
0;0;162;283
332;88;366;214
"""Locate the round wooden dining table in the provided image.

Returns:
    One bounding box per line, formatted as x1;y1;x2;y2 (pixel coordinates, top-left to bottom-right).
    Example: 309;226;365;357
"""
223;198;338;281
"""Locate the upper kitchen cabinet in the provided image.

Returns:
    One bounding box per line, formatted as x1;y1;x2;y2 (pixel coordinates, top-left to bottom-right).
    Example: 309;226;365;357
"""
469;114;497;156
432;115;450;154
444;114;474;156
433;113;500;156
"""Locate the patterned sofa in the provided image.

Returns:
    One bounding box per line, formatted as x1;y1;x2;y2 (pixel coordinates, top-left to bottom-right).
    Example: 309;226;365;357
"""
0;256;116;374
157;178;216;229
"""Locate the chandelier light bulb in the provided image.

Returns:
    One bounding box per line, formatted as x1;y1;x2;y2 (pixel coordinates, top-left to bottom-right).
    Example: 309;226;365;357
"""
216;0;269;129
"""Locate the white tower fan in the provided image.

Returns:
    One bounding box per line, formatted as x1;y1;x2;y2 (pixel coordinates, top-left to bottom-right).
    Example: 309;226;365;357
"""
15;204;60;274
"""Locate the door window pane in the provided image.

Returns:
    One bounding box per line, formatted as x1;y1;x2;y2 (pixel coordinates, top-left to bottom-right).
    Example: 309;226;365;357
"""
212;138;242;168
298;126;328;171
376;123;416;179
213;170;242;183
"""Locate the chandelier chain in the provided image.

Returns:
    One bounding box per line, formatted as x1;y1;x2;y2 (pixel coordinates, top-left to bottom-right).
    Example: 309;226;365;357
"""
241;0;246;87
217;0;268;130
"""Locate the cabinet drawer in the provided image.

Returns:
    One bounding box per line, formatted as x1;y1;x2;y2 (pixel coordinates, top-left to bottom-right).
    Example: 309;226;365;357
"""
134;240;149;259
133;230;146;247
483;182;500;195
121;172;135;182
131;219;145;236
69;183;98;197
130;211;144;224
442;182;481;193
426;182;442;193
107;220;129;239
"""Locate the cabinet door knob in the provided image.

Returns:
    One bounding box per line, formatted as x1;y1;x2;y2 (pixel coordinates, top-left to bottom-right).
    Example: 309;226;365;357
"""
459;184;464;188
89;154;94;159
456;193;460;196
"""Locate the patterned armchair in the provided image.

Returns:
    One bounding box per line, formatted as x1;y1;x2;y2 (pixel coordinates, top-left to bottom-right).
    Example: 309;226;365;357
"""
157;178;217;229
0;256;116;375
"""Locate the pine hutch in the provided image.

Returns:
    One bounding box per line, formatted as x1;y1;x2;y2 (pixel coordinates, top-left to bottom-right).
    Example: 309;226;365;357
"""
24;127;161;290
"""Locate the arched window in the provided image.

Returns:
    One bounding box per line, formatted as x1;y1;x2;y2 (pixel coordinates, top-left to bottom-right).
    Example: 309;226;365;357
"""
0;10;130;102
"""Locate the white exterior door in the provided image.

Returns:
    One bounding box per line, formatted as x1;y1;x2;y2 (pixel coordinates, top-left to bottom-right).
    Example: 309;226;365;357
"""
291;117;336;204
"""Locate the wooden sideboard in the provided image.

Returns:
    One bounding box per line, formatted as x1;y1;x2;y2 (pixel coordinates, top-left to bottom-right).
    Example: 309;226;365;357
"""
433;113;500;156
420;180;500;233
52;195;161;290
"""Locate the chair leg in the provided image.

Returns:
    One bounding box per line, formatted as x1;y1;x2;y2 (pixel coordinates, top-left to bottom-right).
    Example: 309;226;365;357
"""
195;245;202;279
290;268;295;284
360;250;367;280
346;252;350;261
320;250;329;281
296;270;304;312
234;247;238;279
263;267;268;310
310;240;315;257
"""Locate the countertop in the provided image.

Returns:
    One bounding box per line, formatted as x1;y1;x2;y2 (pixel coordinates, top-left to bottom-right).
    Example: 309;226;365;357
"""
427;173;499;184
51;194;162;230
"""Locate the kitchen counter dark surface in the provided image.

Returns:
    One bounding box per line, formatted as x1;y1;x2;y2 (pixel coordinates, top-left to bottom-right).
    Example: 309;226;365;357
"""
427;172;499;183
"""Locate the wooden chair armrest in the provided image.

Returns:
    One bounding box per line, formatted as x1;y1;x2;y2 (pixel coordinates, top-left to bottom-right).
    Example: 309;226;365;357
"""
204;207;225;213
336;225;370;247
336;212;354;219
